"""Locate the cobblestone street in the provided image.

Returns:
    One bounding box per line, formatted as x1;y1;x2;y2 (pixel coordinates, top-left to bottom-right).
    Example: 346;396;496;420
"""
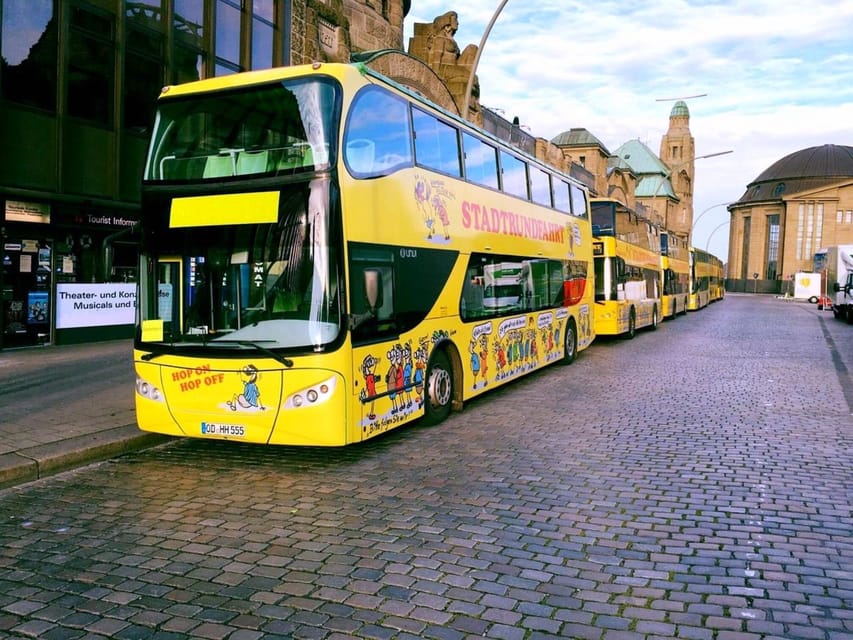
0;294;850;639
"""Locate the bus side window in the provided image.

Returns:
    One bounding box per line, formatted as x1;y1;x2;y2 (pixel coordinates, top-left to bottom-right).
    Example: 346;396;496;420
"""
349;248;395;340
464;254;570;319
570;183;588;218
344;86;412;178
499;151;528;200
462;132;498;189
412;108;462;177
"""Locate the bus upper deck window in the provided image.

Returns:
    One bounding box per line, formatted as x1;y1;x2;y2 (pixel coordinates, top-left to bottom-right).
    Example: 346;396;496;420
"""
344;86;412;178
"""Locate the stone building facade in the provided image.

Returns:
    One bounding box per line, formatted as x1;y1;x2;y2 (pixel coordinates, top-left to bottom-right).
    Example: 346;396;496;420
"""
727;145;853;293
292;0;410;65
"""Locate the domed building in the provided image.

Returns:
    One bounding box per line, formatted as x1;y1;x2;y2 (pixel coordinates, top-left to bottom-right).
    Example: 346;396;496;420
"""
727;144;853;292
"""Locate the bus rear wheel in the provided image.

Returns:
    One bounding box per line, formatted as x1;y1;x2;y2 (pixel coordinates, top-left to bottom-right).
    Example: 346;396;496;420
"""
651;306;658;330
422;350;453;425
561;318;578;365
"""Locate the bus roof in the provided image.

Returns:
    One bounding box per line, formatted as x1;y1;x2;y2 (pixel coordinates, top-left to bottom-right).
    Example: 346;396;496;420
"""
157;62;362;99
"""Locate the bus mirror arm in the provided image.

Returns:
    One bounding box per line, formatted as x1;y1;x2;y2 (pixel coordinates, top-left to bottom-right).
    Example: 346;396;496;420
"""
101;222;140;281
348;309;376;331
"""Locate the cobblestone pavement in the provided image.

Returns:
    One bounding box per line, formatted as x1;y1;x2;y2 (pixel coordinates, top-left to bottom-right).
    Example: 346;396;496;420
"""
0;294;850;639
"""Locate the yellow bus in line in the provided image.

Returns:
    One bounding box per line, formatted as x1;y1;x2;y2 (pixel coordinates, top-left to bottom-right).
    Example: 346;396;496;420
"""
688;247;724;310
708;252;725;302
132;62;595;446
590;199;661;338
660;231;689;318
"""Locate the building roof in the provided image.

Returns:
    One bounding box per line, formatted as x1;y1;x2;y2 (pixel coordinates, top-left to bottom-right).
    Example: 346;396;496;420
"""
734;144;853;206
670;100;689;118
613;139;676;198
551;127;610;154
753;144;853;183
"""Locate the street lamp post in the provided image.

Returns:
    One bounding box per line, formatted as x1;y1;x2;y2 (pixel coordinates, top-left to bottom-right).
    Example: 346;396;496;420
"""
692;201;732;230
462;0;510;121
705;220;730;253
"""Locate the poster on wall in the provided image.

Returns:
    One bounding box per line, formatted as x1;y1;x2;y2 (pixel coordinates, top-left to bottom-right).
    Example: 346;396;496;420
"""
27;292;49;324
56;283;137;329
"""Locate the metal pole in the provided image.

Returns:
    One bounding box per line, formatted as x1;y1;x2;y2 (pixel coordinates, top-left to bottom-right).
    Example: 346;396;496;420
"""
692;201;731;230
462;0;510;120
704;220;730;253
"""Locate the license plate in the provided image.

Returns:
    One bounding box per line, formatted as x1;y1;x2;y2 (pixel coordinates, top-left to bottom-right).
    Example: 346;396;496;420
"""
200;422;246;437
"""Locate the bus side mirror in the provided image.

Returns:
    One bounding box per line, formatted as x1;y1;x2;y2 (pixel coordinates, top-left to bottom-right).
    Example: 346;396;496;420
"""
833;282;841;292
101;222;139;281
364;268;383;313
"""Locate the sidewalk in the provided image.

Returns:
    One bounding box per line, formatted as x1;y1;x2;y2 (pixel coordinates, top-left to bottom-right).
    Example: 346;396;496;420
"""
0;339;170;490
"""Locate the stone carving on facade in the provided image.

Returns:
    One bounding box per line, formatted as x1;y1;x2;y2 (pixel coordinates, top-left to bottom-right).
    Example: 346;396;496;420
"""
408;11;481;124
303;0;352;64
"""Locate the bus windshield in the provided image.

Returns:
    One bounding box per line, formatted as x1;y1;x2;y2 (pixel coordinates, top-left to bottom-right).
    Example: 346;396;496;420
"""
140;183;343;353
144;77;338;181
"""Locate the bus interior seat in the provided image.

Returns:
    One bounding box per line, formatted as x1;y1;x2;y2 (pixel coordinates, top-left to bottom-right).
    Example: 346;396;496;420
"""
236;150;269;175
203;154;234;178
276;143;311;171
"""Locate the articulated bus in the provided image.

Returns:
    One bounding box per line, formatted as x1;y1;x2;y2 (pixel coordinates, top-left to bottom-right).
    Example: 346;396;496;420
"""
688;247;724;310
132;62;594;446
660;231;689;318
590;199;661;338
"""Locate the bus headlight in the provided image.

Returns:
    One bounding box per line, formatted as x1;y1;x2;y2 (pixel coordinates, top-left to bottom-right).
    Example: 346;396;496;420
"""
136;375;165;402
284;375;337;409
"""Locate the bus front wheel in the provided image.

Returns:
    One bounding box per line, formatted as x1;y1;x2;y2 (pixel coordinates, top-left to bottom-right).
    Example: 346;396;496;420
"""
625;308;636;339
561;318;578;365
422;350;453;425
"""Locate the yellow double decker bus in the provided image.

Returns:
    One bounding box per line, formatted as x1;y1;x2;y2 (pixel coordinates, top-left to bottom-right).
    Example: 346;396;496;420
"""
132;62;594;446
590;199;661;338
688;247;724;310
660;231;689;318
708;252;725;302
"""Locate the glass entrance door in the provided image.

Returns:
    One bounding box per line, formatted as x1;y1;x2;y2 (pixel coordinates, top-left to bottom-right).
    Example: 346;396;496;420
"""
2;240;52;347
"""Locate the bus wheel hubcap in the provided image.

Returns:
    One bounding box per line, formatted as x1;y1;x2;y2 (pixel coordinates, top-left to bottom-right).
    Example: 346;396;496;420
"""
429;368;451;407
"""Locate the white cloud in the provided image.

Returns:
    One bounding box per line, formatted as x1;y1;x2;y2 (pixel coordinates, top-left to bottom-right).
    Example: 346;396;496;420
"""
404;0;853;260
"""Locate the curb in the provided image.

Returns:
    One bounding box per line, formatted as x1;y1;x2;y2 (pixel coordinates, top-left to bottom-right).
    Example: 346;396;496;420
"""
0;425;171;491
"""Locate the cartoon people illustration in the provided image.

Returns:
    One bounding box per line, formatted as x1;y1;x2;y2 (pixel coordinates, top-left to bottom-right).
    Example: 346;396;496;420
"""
414;176;453;241
524;327;535;366
478;333;489;387
567;222;576;257
415;178;432;231
386;344;402;414
227;364;265;411
431;193;451;240
402;341;414;408
494;337;507;377
468;336;481;388
359;354;380;421
414;337;428;406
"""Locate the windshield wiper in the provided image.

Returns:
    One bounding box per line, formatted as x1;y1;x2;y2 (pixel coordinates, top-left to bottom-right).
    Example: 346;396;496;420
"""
210;339;294;368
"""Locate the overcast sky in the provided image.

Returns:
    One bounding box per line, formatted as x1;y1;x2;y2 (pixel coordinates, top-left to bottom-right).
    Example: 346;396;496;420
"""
403;0;853;261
